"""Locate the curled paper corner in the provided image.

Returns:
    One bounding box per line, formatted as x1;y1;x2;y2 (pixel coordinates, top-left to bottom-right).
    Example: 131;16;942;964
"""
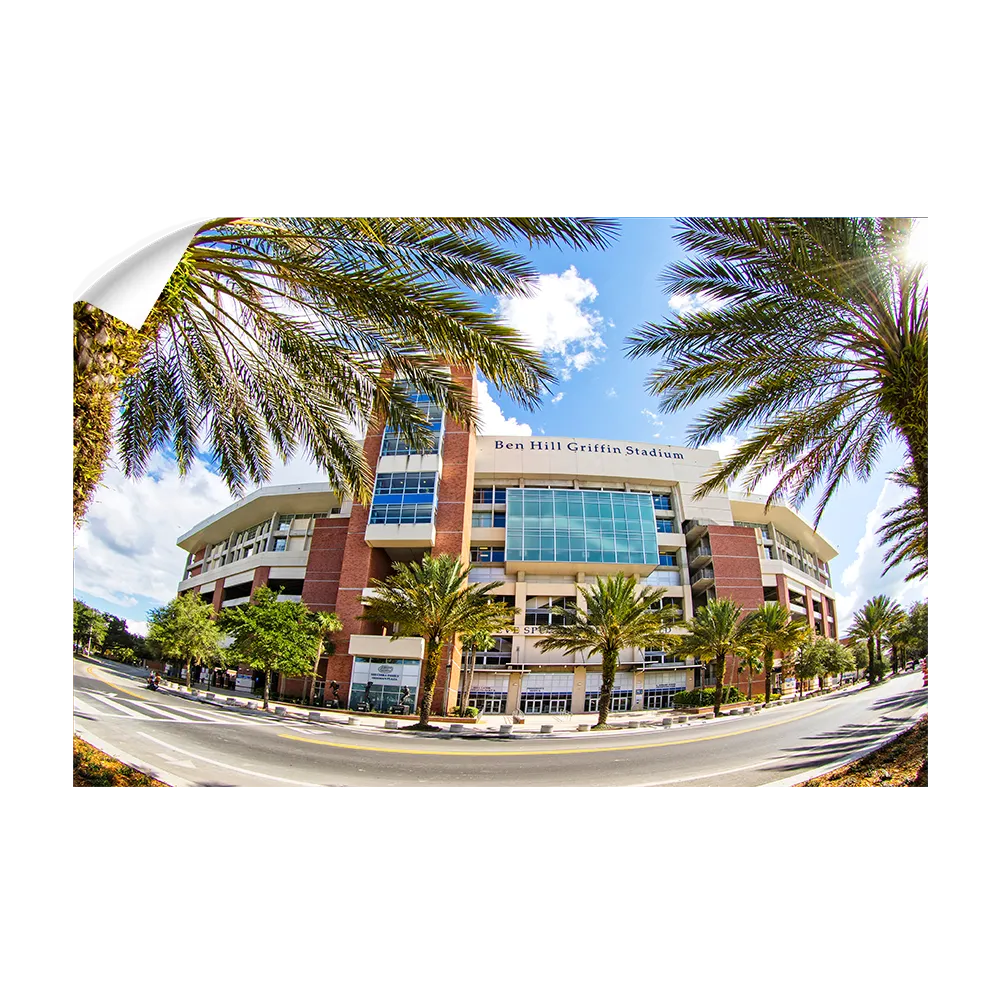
78;220;206;330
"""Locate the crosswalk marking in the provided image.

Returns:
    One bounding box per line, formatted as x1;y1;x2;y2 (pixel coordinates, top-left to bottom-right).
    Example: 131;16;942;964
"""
74;696;111;717
75;688;314;729
127;700;192;720
129;699;235;724
87;691;148;718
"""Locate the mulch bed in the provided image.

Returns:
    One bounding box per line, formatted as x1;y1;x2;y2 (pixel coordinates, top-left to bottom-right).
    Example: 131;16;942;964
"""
798;716;927;787
73;736;168;787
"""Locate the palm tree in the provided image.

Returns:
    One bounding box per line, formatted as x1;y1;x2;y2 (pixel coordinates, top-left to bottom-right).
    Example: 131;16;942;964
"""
535;574;681;729
674;598;758;718
74;217;618;524
359;554;517;729
307;611;343;705
739;649;763;702
887;618;909;674
626;218;927;577
458;627;497;714
868;595;906;668
848;606;881;684
743;602;812;705
848;595;905;684
877;464;927;582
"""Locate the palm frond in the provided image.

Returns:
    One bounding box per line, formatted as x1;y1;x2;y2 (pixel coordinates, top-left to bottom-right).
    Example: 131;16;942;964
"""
627;216;927;566
81;217;619;513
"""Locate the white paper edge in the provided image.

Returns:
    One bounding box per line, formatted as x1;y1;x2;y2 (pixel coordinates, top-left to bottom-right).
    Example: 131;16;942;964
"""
77;219;207;330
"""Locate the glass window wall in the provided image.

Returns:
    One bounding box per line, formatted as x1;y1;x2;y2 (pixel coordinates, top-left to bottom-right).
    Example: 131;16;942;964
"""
505;488;659;565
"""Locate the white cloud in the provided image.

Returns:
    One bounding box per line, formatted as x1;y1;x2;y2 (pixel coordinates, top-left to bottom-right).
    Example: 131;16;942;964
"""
497;266;607;378
606;387;617;398
77;382;536;613
74;451;237;609
476;379;532;435
74;438;342;614
126;619;150;638
551;392;565;405
835;479;928;621
641;408;664;429
669;292;727;317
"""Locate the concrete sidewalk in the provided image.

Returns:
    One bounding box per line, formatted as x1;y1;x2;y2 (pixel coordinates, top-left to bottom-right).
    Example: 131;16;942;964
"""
83;656;866;740
140;670;861;740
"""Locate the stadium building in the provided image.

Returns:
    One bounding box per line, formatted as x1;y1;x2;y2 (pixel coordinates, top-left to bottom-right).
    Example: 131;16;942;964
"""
175;372;839;713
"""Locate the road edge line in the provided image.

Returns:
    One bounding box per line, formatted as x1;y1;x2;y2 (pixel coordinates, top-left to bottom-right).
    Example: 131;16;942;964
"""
762;707;928;787
73;724;194;788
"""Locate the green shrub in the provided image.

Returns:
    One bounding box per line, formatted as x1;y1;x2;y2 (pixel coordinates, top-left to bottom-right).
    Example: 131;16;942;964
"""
673;686;745;708
449;705;480;718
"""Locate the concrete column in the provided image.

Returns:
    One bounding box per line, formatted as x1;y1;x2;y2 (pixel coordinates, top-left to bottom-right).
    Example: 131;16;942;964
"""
633;668;644;710
803;584;818;636
511;577;529;680
775;573;790;610
571;665;587;713
514;579;528;626
506;671;523;714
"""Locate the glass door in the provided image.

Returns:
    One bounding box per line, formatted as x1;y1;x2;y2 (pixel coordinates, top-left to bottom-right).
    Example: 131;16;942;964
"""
520;693;546;713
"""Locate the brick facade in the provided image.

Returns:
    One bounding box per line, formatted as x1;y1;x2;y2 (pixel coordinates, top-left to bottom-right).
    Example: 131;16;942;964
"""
705;526;767;695
428;370;477;713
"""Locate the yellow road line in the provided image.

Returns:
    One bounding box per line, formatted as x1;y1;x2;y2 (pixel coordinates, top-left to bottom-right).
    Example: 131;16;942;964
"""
279;703;836;757
84;663;146;700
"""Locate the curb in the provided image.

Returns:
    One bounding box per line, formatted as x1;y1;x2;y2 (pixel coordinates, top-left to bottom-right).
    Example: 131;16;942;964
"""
74;724;195;787
152;681;845;740
763;707;928;787
87;665;877;747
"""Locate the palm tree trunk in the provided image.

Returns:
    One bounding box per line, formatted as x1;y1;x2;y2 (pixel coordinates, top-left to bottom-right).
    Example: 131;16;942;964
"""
418;640;443;726
764;650;774;705
73;302;157;525
713;654;726;717
459;642;476;712
867;637;876;685
263;666;271;711
596;653;618;727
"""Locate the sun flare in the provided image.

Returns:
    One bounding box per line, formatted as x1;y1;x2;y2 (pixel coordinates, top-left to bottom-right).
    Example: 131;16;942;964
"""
905;219;928;264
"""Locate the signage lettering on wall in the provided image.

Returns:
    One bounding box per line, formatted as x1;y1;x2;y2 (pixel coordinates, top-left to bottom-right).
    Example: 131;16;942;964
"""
494;440;683;460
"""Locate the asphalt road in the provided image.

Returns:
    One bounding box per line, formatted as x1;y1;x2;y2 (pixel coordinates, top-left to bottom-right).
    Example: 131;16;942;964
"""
73;658;927;786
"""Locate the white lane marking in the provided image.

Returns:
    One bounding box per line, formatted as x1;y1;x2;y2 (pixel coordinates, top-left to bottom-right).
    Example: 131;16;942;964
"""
156;754;197;768
136;732;317;785
86;691;148;718
634;757;782;786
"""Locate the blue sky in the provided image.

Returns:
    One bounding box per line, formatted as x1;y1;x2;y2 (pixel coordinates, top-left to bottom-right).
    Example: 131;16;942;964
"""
73;218;927;634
